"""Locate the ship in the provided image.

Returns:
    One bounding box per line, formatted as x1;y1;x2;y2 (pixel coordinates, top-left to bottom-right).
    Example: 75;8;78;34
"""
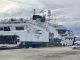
0;9;75;49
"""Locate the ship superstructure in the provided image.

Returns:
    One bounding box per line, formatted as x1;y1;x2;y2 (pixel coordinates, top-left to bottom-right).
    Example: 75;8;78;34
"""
56;25;75;46
0;9;75;48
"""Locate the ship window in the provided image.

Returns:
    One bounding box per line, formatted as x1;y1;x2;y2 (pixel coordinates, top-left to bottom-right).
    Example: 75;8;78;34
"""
57;29;66;34
40;17;45;22
0;35;19;44
35;30;42;34
0;27;3;31
4;27;10;31
16;27;24;30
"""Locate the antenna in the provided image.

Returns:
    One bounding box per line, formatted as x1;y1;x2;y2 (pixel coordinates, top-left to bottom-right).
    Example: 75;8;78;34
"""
33;9;36;15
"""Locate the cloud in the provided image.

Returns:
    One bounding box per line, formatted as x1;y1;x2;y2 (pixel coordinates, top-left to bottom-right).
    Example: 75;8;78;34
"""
0;0;45;18
39;0;80;35
0;0;80;35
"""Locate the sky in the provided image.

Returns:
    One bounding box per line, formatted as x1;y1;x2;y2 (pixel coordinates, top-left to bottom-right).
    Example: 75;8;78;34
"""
0;0;80;35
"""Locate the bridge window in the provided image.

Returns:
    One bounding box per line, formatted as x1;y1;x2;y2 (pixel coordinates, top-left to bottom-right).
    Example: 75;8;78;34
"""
16;27;24;30
0;35;19;44
57;29;66;34
0;27;3;31
4;27;10;31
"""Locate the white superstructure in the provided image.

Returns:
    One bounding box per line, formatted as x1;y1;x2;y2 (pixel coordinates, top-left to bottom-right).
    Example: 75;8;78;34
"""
0;9;75;48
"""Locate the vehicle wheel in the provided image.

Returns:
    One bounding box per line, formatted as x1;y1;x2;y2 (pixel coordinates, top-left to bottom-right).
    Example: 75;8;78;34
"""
73;47;76;49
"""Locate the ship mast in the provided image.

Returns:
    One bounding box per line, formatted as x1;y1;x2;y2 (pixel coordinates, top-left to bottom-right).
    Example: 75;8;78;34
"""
48;10;51;21
53;14;56;23
33;9;36;15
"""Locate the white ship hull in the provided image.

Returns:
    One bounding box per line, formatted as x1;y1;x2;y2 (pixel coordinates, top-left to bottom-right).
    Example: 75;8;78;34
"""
0;22;49;48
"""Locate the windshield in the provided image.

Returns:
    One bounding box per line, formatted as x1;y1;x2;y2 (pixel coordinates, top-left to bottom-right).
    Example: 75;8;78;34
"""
74;43;80;46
